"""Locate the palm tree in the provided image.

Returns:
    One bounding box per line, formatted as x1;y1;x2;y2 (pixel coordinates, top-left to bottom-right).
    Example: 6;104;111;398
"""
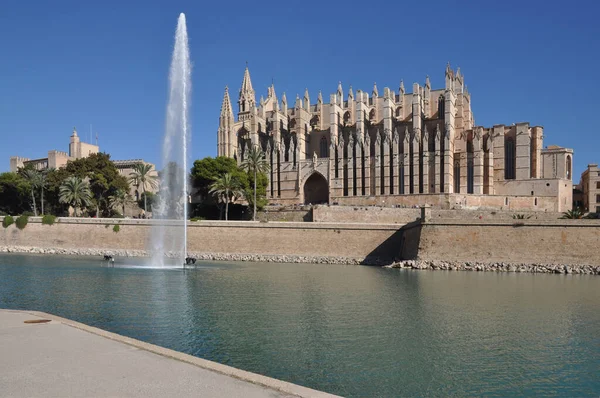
129;163;158;213
20;169;41;216
561;208;584;219
108;189;130;216
39;168;54;215
209;173;243;221
59;176;93;217
240;146;270;221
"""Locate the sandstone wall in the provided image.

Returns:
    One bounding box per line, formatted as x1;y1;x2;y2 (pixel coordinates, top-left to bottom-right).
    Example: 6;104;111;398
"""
331;193;560;211
1;217;598;267
417;220;600;265
0;217;402;262
312;205;564;224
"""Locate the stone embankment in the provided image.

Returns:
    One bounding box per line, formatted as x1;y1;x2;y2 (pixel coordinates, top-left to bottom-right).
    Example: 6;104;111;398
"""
385;260;600;275
0;246;366;265
2;246;599;274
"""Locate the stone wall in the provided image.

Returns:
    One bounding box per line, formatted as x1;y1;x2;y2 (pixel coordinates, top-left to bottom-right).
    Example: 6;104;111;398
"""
257;207;312;222
0;217;403;263
312;205;564;224
416;220;600;265
1;216;598;267
331;193;562;211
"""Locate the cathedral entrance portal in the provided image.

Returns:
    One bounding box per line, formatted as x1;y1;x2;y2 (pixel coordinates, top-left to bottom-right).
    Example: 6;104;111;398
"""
303;172;329;205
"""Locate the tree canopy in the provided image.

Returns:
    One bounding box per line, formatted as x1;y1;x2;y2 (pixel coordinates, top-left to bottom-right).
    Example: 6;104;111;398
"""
190;156;268;220
0;172;30;215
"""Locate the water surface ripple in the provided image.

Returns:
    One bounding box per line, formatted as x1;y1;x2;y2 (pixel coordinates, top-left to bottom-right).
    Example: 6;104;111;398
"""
0;254;598;397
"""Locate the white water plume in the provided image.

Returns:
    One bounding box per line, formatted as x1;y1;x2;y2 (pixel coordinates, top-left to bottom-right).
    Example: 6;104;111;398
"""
150;13;191;267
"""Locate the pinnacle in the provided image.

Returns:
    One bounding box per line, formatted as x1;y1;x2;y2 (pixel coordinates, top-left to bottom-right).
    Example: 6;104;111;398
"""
240;65;254;97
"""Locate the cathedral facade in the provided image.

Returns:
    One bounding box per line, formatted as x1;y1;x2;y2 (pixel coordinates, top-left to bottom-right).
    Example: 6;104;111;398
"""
217;65;573;211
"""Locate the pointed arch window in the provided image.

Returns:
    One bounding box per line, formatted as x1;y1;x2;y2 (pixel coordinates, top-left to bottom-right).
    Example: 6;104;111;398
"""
505;137;516;180
454;160;461;193
319;137;328;158
566;155;572;180
438;95;445;119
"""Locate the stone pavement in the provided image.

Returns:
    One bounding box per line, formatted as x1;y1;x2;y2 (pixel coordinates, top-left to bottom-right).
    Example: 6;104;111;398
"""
0;310;339;398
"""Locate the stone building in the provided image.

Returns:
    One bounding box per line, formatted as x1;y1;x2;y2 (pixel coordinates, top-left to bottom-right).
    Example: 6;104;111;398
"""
10;128;99;171
579;164;600;213
217;65;574;211
113;159;159;200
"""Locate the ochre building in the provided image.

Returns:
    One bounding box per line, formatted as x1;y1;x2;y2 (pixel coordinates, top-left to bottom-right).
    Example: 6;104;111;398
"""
217;65;573;211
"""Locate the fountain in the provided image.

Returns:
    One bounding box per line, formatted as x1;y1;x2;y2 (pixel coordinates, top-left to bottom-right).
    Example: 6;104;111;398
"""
150;13;191;267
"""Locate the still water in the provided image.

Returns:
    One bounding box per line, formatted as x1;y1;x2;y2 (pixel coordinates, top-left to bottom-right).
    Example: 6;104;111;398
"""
0;254;598;397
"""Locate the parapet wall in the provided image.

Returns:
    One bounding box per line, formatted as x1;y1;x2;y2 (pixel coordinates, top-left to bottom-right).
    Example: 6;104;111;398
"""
332;193;564;212
313;205;564;224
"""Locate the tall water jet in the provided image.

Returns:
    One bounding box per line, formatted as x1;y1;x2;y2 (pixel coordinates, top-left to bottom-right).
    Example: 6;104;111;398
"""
150;13;191;267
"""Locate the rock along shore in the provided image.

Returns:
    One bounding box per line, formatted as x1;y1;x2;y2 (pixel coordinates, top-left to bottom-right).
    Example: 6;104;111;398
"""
385;260;600;275
1;246;598;274
0;246;366;265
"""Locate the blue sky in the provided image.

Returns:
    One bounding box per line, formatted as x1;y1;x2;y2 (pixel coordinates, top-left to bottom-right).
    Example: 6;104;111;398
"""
1;0;598;180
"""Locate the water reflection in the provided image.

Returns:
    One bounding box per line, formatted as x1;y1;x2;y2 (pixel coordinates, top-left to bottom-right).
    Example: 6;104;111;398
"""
0;254;598;397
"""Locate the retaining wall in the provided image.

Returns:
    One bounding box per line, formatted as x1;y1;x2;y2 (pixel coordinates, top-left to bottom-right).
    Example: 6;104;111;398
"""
0;217;403;262
1;217;598;266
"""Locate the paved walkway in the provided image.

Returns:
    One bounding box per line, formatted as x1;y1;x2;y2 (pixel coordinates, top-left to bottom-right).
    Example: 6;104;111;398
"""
0;310;338;398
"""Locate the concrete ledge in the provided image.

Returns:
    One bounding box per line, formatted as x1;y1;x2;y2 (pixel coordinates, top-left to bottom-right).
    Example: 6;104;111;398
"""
1;309;339;398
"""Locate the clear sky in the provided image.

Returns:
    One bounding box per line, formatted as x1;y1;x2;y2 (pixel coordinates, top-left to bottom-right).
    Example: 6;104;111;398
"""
1;0;598;180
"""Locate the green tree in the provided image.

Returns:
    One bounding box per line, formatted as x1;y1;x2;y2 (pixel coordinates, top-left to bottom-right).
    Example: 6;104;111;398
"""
240;147;270;221
43;168;71;216
108;189;130;217
59;176;93;217
191;156;247;201
209;173;243;221
129;163;158;213
190;156;249;219
38;168;54;215
0;172;30;215
19;169;42;216
64;153;130;217
138;192;155;211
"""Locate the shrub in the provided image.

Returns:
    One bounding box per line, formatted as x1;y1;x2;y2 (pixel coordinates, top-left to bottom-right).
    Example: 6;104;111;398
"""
190;217;205;222
15;215;29;230
2;215;14;228
112;224;120;233
512;214;532;220
560;209;584;219
41;215;57;226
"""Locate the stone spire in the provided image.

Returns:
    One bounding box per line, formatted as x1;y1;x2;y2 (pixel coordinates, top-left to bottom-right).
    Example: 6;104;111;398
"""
238;66;255;113
372;82;379;98
220;86;233;118
348;85;354;101
281;92;288;113
304;88;310;111
425;75;431;89
240;66;254;97
399;80;405;95
317;90;323;104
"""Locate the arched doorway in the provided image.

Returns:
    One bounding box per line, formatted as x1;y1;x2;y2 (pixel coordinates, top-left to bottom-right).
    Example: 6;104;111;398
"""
304;173;328;205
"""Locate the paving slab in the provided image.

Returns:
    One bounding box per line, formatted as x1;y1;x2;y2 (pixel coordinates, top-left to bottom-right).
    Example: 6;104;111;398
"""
0;310;339;398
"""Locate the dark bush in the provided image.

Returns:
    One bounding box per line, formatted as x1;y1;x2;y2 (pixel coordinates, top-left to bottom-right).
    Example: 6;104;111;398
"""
15;215;29;230
2;215;14;228
41;215;57;225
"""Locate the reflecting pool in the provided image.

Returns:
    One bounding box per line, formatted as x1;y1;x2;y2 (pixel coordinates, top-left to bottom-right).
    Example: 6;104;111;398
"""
0;254;598;397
